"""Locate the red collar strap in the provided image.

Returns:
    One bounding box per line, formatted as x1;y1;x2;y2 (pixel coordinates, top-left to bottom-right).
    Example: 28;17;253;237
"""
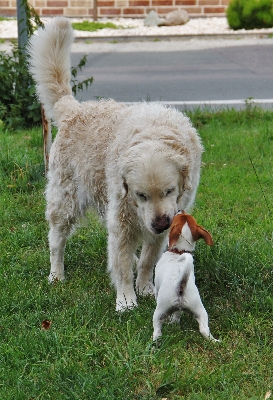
168;248;193;255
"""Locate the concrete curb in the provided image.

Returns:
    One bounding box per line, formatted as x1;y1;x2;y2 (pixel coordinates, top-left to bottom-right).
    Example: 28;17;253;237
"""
1;32;273;43
73;32;273;42
122;99;273;111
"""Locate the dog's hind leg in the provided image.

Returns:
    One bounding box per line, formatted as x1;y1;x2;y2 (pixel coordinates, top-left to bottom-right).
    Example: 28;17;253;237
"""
46;176;79;282
194;306;219;342
48;218;74;282
186;290;219;342
193;304;210;339
153;307;168;341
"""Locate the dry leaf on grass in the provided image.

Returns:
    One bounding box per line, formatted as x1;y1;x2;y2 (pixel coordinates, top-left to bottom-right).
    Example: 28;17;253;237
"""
41;320;52;330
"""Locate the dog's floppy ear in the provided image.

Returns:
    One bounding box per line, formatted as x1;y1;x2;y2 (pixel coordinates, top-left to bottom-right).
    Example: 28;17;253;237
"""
121;179;128;198
196;225;214;246
171;154;192;191
181;166;192;191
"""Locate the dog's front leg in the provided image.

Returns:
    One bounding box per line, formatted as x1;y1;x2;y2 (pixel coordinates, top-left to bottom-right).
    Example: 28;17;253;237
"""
107;227;138;312
136;235;167;296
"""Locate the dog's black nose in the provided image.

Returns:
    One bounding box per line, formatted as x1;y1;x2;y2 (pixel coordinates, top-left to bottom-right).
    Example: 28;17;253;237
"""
151;215;171;234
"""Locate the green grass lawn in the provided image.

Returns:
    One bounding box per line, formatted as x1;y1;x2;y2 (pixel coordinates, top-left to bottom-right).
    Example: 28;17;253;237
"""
72;21;123;32
0;107;272;399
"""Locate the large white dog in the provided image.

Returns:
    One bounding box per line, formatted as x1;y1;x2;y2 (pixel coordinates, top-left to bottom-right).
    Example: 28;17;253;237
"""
27;17;203;311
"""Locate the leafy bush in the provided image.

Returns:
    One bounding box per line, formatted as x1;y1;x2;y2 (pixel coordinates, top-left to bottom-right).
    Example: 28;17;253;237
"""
0;44;41;129
0;0;43;129
226;0;273;30
0;1;93;129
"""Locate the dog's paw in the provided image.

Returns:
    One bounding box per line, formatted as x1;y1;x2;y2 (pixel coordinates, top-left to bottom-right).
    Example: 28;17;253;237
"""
48;272;65;283
209;335;221;343
116;293;138;312
136;281;155;296
152;336;162;351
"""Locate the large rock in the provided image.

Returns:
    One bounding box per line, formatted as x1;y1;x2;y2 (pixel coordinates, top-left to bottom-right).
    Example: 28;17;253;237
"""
162;9;189;26
144;10;165;27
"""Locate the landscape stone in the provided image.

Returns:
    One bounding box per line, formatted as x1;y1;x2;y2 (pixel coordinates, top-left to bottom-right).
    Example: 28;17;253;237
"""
144;10;165;27
162;10;190;26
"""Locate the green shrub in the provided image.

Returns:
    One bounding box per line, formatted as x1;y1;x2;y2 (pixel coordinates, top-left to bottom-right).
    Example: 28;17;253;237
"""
0;0;43;129
0;44;41;129
226;0;273;30
0;46;93;130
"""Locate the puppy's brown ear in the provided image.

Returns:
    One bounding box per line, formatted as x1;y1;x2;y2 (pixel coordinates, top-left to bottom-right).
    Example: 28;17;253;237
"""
121;180;128;198
196;225;214;246
168;225;181;249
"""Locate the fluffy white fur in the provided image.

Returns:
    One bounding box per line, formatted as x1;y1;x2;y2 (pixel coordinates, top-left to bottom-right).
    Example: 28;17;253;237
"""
27;17;204;311
153;211;219;341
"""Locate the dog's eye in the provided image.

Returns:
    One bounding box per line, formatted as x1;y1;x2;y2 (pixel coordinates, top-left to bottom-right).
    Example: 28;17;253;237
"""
136;192;147;201
166;188;174;196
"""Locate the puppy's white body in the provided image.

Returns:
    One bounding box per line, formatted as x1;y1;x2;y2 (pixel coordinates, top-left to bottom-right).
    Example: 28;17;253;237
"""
153;214;219;341
27;18;203;311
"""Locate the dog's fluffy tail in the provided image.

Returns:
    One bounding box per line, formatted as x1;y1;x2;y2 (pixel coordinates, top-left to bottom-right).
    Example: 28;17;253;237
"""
27;17;74;120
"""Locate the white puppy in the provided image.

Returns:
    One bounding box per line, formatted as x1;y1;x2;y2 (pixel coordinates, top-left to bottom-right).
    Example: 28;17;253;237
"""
27;18;203;312
153;211;219;342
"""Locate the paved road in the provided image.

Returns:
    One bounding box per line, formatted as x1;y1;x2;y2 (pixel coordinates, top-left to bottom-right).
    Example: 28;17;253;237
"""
71;37;273;107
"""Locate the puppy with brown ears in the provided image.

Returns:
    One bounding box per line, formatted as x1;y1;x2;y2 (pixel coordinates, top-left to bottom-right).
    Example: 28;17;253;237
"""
153;211;219;342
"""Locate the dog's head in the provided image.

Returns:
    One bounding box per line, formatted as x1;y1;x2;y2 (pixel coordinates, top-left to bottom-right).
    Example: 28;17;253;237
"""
168;210;213;252
120;142;193;235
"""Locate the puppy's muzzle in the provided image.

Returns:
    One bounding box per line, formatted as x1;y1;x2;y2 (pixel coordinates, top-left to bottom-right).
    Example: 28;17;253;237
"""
151;215;171;234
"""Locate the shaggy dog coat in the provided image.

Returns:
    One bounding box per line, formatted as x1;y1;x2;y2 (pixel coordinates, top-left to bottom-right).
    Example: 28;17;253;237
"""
27;17;203;311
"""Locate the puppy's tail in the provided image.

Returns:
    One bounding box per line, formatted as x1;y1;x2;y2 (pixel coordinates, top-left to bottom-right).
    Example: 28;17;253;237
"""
27;17;74;121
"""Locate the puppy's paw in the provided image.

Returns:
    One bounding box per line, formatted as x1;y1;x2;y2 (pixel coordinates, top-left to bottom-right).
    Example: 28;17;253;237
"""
152;337;162;351
209;335;221;343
